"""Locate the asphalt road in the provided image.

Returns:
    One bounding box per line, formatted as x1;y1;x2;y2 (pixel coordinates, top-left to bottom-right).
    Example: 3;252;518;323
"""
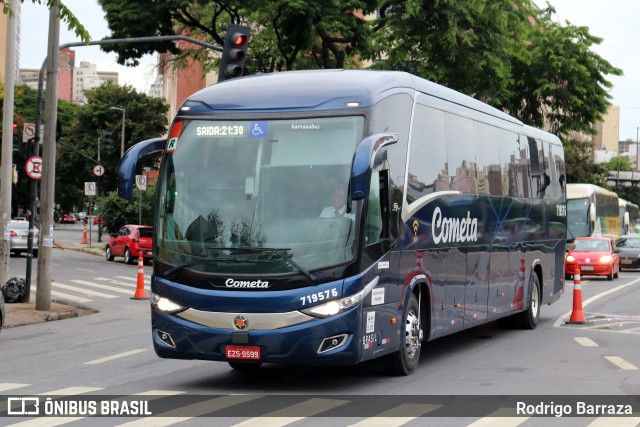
2;248;640;426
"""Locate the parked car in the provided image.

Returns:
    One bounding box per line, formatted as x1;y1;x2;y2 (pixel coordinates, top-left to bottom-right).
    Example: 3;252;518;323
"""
7;219;39;257
615;235;640;271
565;236;619;281
106;225;153;264
93;216;105;225
58;212;76;224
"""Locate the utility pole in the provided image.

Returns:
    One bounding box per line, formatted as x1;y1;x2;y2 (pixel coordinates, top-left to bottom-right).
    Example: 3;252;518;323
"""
0;0;18;287
35;6;60;311
110;107;126;157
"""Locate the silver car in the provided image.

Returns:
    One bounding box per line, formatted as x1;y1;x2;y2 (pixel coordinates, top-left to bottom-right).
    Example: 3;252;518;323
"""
8;219;38;257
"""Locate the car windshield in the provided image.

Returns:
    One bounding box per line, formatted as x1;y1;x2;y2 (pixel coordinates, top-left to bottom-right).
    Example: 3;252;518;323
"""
617;237;640;248
572;239;610;252
155;115;364;276
9;221;29;230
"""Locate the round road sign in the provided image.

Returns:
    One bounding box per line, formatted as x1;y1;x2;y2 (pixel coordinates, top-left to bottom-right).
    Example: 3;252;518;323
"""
93;164;105;177
25;156;43;180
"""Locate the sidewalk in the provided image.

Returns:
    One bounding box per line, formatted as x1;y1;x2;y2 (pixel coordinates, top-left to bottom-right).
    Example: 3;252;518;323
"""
2;241;105;328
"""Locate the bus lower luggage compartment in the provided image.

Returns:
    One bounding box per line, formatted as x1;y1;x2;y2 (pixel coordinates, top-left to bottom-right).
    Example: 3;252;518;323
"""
151;305;364;365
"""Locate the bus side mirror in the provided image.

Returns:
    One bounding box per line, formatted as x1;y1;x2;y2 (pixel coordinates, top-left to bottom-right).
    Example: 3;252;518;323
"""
350;133;398;200
589;203;596;223
117;137;167;200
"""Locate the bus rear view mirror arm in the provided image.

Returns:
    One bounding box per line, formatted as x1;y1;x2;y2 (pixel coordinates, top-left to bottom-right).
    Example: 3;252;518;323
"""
117;137;167;200
350;133;398;200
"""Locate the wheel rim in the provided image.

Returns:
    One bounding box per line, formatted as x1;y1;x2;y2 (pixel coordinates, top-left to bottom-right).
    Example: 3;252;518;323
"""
106;248;110;259
531;280;539;316
404;308;420;359
125;249;130;263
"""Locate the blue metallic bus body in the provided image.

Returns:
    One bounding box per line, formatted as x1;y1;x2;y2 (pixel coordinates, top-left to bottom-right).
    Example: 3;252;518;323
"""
118;70;566;371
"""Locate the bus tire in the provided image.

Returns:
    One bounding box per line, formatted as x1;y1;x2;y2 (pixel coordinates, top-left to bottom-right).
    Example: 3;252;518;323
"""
383;293;421;376
518;273;541;330
228;361;262;371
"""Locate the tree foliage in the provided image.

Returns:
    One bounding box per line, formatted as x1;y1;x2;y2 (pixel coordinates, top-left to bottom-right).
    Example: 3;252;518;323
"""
55;83;168;213
97;186;156;235
2;0;90;43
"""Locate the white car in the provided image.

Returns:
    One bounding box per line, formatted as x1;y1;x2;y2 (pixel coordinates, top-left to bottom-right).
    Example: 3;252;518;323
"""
8;219;39;257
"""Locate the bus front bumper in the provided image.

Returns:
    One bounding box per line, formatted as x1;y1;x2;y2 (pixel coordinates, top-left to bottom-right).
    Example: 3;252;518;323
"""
151;305;364;365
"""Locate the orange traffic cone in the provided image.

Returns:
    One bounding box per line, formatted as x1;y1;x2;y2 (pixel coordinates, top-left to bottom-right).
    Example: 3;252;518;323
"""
131;251;148;300
567;263;585;324
81;222;88;244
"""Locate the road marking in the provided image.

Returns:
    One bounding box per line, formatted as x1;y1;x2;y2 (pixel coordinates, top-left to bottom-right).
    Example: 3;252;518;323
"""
0;383;29;392
71;279;133;295
232;398;349;427
83;349;147;365
574;337;598;347
53;282;118;299
467;408;529;427
588;417;640;426
76;268;96;273
116;275;152;282
95;277;138;287
116;395;263;426
347;403;441;426
554;277;640;327
604;356;638;370
30;286;92;303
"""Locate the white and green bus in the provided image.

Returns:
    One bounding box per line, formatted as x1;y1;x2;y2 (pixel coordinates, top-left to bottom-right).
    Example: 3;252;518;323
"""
567;183;619;245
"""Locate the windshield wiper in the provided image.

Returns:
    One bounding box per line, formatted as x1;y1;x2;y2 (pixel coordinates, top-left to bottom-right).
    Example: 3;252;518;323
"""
164;256;274;279
206;246;317;281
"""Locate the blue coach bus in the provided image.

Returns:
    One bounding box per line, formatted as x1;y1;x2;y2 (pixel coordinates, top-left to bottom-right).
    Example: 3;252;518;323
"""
118;70;567;375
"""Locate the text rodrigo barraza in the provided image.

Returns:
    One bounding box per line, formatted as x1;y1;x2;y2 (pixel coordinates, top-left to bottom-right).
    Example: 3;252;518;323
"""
516;401;633;417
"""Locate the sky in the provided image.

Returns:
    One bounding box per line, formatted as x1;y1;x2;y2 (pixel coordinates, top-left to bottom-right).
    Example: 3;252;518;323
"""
17;0;640;141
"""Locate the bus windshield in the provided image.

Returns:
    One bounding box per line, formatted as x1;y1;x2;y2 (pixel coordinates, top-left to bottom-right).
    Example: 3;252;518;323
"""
155;116;365;276
567;197;589;239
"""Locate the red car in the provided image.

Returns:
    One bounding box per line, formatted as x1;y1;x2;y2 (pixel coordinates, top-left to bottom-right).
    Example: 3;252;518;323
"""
58;213;76;224
565;236;620;281
105;225;153;264
93;216;105;225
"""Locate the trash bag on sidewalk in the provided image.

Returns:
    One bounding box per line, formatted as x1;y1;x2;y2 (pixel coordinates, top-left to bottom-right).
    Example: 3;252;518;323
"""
2;277;28;303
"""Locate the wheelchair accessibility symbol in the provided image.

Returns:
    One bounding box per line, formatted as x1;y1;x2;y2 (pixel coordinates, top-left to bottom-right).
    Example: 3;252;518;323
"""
250;121;268;138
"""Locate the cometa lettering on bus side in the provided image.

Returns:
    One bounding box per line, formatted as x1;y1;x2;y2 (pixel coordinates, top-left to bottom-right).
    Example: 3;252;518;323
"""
432;207;478;244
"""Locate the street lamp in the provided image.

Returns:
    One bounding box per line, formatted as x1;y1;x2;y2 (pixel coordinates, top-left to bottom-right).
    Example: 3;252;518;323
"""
110;106;126;157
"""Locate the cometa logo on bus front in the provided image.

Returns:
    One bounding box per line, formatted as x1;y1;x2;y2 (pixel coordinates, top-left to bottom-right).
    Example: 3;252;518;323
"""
432;207;478;244
225;278;270;288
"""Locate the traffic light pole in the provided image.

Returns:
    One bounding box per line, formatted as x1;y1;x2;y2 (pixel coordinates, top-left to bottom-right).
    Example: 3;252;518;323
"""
30;34;224;311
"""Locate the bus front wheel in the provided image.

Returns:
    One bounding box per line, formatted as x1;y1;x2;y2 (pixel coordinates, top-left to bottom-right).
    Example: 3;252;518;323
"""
383;293;421;376
518;273;541;330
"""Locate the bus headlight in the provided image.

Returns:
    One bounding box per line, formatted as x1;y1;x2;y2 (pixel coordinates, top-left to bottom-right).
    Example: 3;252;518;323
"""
151;293;186;314
599;255;612;263
301;276;379;319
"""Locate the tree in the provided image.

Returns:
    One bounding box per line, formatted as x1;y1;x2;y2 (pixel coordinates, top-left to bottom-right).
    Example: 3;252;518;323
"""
563;138;608;185
55;83;168;213
97;186;156;235
97;0;378;72
2;0;90;43
604;156;633;172
0;83;78;216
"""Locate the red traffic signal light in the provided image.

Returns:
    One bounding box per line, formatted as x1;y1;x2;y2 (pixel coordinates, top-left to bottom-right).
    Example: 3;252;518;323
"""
218;24;251;82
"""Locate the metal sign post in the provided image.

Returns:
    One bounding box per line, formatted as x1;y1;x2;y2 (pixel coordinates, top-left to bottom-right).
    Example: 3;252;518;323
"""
135;175;147;224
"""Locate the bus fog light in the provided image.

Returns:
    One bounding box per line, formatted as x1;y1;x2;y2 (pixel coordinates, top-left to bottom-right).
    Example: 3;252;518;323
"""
318;334;348;353
156;329;176;347
151;293;185;314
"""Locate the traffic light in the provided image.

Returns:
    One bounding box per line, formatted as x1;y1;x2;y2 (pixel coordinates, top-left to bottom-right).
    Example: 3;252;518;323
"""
218;23;250;82
99;130;113;151
12;123;19;146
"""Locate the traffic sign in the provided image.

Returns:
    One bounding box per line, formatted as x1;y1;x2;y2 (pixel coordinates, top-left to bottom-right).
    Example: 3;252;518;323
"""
93;164;105;177
84;182;96;196
22;123;45;143
135;175;147;191
25;156;43;180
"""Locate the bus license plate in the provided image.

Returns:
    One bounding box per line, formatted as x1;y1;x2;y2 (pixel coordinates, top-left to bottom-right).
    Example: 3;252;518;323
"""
581;266;594;271
226;345;261;360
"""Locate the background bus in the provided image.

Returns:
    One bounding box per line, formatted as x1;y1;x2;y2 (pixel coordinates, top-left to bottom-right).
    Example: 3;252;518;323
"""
619;198;640;235
118;70;567;375
566;183;619;244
